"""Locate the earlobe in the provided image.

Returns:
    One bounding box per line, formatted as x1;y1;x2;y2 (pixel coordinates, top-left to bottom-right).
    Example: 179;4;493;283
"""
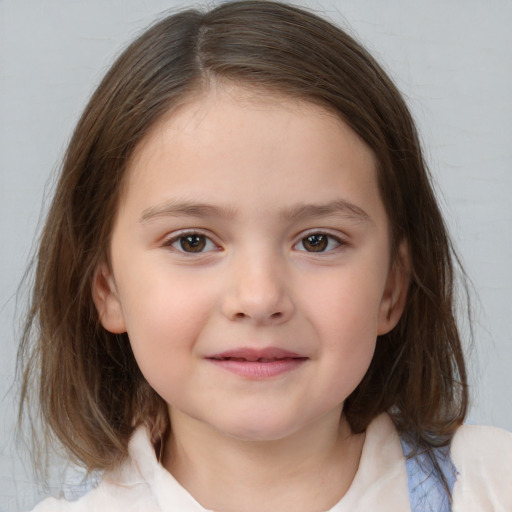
377;242;410;335
91;262;127;334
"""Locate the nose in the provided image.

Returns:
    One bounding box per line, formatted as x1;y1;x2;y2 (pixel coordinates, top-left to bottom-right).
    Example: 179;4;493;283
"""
221;254;295;326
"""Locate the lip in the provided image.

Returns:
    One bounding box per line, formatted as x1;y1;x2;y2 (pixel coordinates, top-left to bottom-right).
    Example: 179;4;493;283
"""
207;347;308;379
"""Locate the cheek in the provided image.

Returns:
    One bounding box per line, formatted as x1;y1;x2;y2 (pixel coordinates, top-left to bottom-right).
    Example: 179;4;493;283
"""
299;266;384;388
301;266;386;337
115;263;219;373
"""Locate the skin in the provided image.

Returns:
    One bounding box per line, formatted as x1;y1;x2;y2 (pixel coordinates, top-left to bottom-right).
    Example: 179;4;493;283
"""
93;85;408;512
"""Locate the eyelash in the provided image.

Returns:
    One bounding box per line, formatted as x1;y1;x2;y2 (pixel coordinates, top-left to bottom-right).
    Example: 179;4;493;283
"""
292;231;346;253
162;229;347;256
161;230;220;254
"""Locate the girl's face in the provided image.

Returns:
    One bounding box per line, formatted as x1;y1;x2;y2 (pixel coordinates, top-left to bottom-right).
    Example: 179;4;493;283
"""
93;86;408;442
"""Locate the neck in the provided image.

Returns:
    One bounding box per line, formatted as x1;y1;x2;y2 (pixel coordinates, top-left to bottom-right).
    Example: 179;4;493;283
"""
163;409;365;512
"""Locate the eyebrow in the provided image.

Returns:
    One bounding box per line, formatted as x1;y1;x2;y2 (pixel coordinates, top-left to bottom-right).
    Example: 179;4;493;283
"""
281;199;371;223
139;198;371;224
139;200;237;223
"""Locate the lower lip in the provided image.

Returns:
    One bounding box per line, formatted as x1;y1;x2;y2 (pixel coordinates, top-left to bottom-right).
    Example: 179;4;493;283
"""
208;358;307;378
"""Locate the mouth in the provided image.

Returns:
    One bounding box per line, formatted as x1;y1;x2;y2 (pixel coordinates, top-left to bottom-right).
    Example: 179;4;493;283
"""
207;348;308;378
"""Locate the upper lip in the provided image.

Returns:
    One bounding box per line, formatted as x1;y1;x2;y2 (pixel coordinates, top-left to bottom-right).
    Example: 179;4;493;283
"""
207;347;306;362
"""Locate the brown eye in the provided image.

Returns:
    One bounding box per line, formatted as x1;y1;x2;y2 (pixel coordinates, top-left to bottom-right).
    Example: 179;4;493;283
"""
165;231;218;254
296;233;342;253
179;234;207;252
302;234;328;252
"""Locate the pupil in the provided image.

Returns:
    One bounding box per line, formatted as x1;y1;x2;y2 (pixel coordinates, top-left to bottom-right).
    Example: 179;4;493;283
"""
304;234;327;252
181;235;206;252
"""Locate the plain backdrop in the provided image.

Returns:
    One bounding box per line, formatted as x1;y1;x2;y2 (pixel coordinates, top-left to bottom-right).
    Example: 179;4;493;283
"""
1;1;511;510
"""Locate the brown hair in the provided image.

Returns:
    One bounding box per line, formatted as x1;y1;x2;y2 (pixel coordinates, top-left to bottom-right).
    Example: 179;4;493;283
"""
19;0;468;472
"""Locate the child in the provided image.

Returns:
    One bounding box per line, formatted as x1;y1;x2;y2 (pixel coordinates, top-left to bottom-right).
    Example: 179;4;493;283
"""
18;1;511;511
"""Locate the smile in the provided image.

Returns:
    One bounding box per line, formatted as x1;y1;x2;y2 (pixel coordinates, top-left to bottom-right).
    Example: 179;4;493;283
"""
207;348;308;378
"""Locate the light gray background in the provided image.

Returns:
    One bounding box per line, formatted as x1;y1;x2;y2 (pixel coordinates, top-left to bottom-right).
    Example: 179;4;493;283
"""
1;1;511;510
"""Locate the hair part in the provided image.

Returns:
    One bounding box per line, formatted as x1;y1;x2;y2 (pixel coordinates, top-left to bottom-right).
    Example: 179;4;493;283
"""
19;0;468;474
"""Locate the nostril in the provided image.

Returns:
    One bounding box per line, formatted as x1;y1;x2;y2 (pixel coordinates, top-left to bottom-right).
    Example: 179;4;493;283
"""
232;311;283;321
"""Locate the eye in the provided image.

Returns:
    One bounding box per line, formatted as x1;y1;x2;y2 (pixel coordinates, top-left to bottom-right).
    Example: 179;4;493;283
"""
294;233;342;253
165;232;218;253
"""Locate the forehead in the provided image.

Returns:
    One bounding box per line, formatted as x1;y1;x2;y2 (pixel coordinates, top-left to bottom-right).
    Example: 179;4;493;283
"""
118;86;384;227
129;84;374;166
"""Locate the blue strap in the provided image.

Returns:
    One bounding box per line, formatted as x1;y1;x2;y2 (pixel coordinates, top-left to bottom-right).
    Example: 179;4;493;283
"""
400;436;457;512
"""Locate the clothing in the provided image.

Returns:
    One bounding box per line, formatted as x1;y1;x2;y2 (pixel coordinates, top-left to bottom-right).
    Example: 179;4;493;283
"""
29;414;512;512
400;435;456;511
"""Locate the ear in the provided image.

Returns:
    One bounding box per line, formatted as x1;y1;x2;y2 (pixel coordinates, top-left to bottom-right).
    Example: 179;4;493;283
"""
377;242;410;335
91;261;127;334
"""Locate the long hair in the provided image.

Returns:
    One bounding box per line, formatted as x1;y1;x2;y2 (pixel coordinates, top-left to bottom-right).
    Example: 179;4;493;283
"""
19;0;468;472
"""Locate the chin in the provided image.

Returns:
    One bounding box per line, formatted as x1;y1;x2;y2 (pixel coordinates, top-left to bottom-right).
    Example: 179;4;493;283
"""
212;415;304;443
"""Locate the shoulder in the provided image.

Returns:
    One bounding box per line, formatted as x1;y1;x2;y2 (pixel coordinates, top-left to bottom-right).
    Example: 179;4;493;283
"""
451;423;512;511
26;426;207;512
27;477;158;512
28;429;160;512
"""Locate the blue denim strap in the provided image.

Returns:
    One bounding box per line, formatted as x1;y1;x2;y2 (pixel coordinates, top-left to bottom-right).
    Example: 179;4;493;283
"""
400;436;457;512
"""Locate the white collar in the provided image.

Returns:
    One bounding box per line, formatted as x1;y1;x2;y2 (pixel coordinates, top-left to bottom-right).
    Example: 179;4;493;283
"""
106;413;410;512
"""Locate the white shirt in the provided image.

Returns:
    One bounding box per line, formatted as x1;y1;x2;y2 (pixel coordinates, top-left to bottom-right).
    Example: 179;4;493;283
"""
30;414;512;511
